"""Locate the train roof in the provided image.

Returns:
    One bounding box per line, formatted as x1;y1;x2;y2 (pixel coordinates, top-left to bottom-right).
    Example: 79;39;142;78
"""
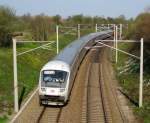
41;60;70;72
54;31;112;66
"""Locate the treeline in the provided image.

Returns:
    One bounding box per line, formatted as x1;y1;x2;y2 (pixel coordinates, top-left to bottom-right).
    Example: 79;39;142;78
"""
126;11;150;73
0;6;129;47
0;5;150;47
126;12;150;42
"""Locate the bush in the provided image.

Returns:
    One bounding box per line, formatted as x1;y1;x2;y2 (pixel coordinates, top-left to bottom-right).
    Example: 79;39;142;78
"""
0;6;16;47
134;13;150;42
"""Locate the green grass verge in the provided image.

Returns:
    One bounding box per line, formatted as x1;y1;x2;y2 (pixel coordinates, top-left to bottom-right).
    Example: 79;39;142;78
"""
114;42;150;122
0;116;8;123
0;47;55;119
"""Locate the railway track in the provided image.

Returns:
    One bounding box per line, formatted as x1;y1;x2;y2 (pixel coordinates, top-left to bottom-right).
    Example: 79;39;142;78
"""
84;63;108;123
11;42;127;123
81;46;126;123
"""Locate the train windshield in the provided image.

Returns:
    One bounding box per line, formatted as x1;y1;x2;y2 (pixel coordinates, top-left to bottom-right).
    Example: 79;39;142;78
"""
41;70;68;88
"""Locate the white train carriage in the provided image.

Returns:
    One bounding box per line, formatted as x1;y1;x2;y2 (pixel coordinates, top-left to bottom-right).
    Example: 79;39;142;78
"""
39;61;70;105
39;31;112;105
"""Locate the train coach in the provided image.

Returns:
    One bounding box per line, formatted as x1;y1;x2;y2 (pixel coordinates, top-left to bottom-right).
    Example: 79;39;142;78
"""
38;31;112;105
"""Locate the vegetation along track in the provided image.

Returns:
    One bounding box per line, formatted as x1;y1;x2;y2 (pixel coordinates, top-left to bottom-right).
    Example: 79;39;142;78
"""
11;42;127;123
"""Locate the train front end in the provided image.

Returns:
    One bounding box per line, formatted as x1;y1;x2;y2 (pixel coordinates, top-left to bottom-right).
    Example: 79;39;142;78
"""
39;61;70;105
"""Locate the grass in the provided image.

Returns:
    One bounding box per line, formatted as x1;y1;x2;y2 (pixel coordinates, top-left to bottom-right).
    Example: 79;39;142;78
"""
0;116;8;123
0;48;13;107
0;47;55;120
0;29;95;123
113;41;150;122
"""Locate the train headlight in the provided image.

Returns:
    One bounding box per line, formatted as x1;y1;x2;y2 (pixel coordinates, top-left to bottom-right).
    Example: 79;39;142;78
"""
60;88;65;92
41;88;46;92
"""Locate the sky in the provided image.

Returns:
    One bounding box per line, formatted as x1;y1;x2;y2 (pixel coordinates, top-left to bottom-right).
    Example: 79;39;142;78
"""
0;0;150;19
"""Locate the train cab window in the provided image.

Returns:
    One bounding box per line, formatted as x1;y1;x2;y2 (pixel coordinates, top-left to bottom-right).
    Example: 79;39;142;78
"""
42;70;68;88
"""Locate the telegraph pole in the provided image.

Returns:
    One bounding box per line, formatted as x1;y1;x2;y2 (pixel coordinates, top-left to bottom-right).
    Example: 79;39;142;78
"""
95;24;98;32
78;24;80;39
139;38;144;107
56;25;59;54
13;38;19;112
113;24;116;48
119;24;122;40
115;26;118;63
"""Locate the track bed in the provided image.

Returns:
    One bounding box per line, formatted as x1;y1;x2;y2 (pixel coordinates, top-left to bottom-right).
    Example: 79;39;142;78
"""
11;44;131;123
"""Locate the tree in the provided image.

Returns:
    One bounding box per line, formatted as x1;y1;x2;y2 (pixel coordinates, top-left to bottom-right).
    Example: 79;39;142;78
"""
93;16;107;24
134;13;150;41
71;14;83;24
53;15;61;25
0;6;16;47
30;14;52;41
82;16;93;24
128;12;150;73
115;15;126;24
107;17;115;24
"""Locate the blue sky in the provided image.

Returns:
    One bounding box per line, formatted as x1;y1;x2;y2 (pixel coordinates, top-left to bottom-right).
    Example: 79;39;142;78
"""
0;0;150;18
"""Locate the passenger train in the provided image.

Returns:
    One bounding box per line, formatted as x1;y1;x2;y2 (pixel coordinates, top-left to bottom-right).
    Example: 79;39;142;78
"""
38;31;112;105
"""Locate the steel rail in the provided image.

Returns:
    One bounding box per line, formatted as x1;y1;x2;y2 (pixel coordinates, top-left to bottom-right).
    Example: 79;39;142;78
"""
99;64;108;123
86;63;91;123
